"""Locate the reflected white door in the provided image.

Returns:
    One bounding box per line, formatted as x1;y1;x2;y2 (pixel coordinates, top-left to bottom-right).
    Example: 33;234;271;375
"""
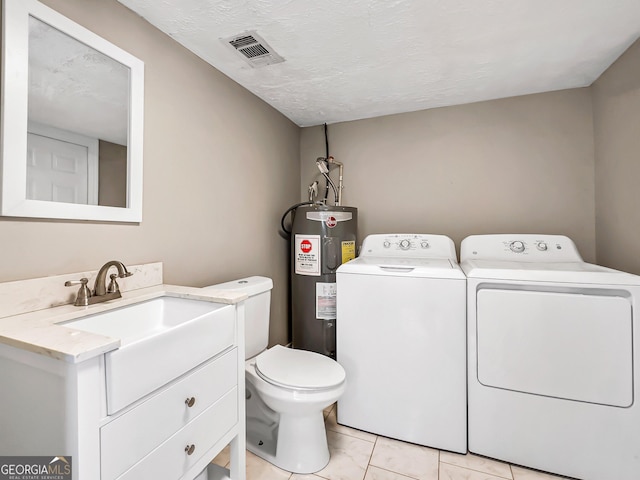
26;132;98;204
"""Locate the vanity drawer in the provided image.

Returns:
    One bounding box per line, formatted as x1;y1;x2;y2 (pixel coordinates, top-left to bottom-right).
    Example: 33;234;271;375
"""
114;387;238;480
101;349;237;480
105;303;235;414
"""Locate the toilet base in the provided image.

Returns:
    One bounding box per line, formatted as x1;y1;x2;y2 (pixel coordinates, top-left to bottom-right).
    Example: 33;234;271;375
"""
247;410;330;474
244;346;346;474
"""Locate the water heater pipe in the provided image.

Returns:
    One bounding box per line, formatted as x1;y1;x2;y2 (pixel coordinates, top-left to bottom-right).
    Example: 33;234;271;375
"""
326;156;344;206
308;180;318;201
316;158;339;205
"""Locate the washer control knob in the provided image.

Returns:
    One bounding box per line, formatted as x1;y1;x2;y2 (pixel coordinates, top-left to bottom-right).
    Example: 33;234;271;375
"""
383;240;391;248
510;241;525;253
399;239;411;250
537;242;548;251
420;240;430;249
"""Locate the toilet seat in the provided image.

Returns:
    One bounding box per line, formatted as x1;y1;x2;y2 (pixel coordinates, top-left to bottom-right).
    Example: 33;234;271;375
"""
255;345;346;390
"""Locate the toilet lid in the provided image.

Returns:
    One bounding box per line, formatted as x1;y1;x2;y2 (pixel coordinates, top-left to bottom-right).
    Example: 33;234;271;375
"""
255;345;346;390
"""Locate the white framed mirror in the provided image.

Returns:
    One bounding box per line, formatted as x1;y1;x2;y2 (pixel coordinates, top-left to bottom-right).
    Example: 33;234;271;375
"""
1;0;144;222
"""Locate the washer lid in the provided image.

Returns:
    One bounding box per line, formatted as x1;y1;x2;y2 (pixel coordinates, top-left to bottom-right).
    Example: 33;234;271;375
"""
255;345;346;390
337;256;465;279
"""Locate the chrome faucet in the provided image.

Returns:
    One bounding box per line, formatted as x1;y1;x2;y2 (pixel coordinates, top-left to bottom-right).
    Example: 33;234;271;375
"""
65;260;133;306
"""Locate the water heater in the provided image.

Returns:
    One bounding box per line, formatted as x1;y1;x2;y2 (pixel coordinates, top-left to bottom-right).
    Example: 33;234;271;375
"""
290;204;358;358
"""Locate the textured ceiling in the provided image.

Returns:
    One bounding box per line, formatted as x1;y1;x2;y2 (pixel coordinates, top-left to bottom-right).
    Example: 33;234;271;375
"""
117;0;640;127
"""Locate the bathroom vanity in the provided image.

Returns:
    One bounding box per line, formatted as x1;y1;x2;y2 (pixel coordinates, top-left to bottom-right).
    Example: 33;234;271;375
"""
0;264;246;480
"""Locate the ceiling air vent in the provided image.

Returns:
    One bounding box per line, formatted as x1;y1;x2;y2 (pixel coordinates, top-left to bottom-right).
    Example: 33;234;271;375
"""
223;31;284;68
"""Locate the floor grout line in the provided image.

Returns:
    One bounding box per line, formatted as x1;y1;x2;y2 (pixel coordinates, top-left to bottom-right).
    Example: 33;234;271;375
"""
362;463;370;480
439;460;513;480
360;434;378;480
366;464;422;480
325;428;378;443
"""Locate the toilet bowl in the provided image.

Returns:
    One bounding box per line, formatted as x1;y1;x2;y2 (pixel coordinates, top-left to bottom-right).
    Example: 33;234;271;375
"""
204;276;346;474
246;345;345;472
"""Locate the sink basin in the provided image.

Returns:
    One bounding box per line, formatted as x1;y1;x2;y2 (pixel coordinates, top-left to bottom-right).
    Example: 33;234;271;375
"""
64;296;224;346
63;296;236;414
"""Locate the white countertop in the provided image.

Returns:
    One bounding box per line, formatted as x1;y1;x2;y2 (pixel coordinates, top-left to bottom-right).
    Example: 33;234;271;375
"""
0;284;247;364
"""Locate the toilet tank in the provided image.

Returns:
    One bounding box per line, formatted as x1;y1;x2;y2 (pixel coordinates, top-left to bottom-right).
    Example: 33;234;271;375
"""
202;276;273;359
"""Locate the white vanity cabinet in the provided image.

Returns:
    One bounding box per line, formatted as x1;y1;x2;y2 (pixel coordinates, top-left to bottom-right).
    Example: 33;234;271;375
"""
0;299;246;480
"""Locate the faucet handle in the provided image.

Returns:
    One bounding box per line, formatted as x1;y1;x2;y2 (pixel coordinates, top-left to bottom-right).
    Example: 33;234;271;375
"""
64;278;91;306
107;273;120;294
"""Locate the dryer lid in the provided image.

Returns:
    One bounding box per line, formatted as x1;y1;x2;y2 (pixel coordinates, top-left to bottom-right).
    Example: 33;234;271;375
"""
461;259;640;285
255;345;346;390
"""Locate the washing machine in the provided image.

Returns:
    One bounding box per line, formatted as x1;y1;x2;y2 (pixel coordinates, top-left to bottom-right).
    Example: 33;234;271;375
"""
461;234;640;480
336;233;467;453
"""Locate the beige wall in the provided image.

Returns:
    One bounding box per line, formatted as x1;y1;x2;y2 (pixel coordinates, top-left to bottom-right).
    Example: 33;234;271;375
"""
0;0;300;346
592;39;640;275
300;89;597;261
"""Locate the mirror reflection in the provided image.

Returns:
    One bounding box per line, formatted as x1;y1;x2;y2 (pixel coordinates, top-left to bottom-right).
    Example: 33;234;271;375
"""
27;16;129;207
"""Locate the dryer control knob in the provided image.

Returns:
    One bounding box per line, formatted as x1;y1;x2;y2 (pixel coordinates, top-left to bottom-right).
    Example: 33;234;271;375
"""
510;241;525;253
420;241;430;249
537;242;548;251
383;241;391;248
399;239;411;250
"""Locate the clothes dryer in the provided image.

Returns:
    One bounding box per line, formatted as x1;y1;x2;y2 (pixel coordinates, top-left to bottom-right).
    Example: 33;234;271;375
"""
336;234;466;452
461;234;640;480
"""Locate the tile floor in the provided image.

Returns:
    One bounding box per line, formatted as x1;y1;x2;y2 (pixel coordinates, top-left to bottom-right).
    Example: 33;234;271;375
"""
212;404;569;480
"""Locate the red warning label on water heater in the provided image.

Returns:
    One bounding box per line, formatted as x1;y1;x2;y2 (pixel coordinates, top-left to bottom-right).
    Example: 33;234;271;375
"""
295;235;321;276
300;239;313;253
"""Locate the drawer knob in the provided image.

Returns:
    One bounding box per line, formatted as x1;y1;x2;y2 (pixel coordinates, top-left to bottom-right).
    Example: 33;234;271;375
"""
185;444;196;455
185;397;196;408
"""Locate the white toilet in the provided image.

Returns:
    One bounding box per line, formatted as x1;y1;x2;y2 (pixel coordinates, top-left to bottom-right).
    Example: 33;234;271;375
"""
206;276;346;474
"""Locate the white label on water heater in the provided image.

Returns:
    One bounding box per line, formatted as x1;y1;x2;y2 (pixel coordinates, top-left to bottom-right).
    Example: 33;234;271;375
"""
295;234;321;276
316;282;337;320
